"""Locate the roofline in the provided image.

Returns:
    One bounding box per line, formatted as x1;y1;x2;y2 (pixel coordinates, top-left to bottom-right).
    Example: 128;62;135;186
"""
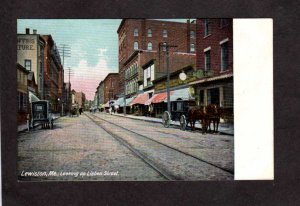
103;73;119;81
117;19;192;34
16;63;29;74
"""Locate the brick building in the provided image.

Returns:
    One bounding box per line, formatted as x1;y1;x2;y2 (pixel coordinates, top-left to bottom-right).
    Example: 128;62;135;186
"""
74;92;86;108
42;35;64;113
117;19;196;99
191;18;233;122
103;73;119;104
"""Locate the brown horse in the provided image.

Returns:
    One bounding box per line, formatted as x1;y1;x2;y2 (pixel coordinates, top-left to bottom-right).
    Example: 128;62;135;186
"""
206;104;224;133
187;106;209;134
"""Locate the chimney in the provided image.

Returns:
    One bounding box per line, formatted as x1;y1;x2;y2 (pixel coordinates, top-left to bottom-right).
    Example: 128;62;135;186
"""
25;28;30;34
33;29;37;34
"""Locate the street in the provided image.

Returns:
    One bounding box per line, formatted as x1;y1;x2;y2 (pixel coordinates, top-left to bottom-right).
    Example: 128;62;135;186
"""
18;112;234;181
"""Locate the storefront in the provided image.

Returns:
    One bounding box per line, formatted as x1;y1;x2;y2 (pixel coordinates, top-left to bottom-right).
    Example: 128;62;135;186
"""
190;74;234;122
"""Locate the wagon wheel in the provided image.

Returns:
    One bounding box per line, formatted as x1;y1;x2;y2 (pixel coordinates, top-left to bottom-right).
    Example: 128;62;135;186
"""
162;111;171;128
180;115;187;130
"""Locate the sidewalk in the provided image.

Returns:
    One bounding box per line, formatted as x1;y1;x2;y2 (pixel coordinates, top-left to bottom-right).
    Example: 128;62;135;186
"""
17;114;61;133
111;112;234;135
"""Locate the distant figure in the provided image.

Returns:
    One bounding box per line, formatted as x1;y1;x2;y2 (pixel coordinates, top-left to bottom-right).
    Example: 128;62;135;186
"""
79;108;83;115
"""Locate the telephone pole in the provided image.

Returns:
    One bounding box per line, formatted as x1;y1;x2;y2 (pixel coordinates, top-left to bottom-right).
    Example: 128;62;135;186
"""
65;67;74;115
58;44;71;67
159;42;177;114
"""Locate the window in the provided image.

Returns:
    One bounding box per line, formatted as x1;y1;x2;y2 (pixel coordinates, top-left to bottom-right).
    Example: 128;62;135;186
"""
221;42;229;71
220;18;230;27
134;42;138;50
25;59;31;71
163;30;168;37
147;42;152;50
190;30;195;38
204;19;210;36
190;44;195;52
134;28;138;36
204;50;211;71
162;42;167;51
147;29;152;37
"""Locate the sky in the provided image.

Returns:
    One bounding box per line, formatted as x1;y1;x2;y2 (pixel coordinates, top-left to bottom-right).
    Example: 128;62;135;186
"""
18;19;188;100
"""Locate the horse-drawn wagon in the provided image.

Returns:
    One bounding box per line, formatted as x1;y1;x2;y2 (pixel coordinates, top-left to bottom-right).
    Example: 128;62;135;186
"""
162;100;196;130
31;100;54;129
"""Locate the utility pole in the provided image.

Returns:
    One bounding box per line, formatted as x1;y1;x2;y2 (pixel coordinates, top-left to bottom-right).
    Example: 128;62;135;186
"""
58;44;71;67
159;42;177;114
65;67;74;116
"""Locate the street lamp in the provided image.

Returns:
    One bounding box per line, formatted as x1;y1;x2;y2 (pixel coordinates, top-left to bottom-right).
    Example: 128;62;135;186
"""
179;70;187;81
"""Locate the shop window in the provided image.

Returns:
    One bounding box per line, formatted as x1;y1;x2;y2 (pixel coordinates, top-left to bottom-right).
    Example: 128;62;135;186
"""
207;88;220;106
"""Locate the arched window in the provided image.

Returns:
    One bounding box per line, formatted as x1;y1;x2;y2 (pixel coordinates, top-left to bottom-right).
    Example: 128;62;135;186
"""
190;43;195;52
134;42;138;50
134;28;138;36
147;29;152;37
147;42;152;50
163;29;168;37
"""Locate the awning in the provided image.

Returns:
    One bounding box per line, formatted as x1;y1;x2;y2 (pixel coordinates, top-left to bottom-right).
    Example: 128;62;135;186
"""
113;97;124;106
29;91;40;103
130;93;149;105
119;96;136;107
145;92;172;105
165;88;194;102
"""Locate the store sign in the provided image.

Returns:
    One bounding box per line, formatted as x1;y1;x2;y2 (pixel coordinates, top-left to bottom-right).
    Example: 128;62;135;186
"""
192;70;214;78
155;74;197;91
17;38;35;50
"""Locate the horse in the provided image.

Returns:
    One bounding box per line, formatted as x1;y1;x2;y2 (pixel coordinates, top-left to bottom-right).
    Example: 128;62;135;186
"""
187;106;209;134
206;104;224;133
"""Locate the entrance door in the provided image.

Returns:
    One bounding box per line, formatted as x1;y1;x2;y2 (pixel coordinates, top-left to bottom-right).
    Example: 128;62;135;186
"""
207;88;220;106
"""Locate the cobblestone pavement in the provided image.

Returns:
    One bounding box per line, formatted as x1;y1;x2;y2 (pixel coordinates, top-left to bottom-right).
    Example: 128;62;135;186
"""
94;112;234;172
17;111;234;181
17;114;165;181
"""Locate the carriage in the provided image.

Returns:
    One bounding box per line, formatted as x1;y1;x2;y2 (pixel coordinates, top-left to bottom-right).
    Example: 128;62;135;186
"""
31;100;54;129
162;100;196;130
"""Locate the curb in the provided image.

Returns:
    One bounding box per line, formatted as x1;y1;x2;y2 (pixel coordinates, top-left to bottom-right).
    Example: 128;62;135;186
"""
111;113;234;136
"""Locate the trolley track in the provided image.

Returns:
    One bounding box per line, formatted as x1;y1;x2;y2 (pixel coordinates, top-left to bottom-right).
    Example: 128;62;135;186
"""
86;113;234;176
85;113;178;180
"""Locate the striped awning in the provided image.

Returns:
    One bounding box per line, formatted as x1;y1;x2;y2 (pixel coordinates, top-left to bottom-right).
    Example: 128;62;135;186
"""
130;93;149;105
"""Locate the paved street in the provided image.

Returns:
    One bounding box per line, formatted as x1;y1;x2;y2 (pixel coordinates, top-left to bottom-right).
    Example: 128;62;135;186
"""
18;111;234;181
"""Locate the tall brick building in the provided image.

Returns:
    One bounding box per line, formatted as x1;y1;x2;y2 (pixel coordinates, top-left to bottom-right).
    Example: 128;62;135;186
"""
117;19;196;99
191;18;233;121
103;73;119;104
42;35;64;112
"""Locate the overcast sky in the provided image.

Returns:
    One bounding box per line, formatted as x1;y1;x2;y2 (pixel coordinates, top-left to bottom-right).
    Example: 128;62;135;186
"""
18;19;187;100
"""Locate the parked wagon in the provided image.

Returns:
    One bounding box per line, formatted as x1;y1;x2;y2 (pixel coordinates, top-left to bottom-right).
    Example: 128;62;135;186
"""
31;100;54;129
162;100;196;130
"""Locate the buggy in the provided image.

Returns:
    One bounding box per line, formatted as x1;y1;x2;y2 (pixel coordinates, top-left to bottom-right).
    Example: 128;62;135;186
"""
162;100;196;130
31;100;54;129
